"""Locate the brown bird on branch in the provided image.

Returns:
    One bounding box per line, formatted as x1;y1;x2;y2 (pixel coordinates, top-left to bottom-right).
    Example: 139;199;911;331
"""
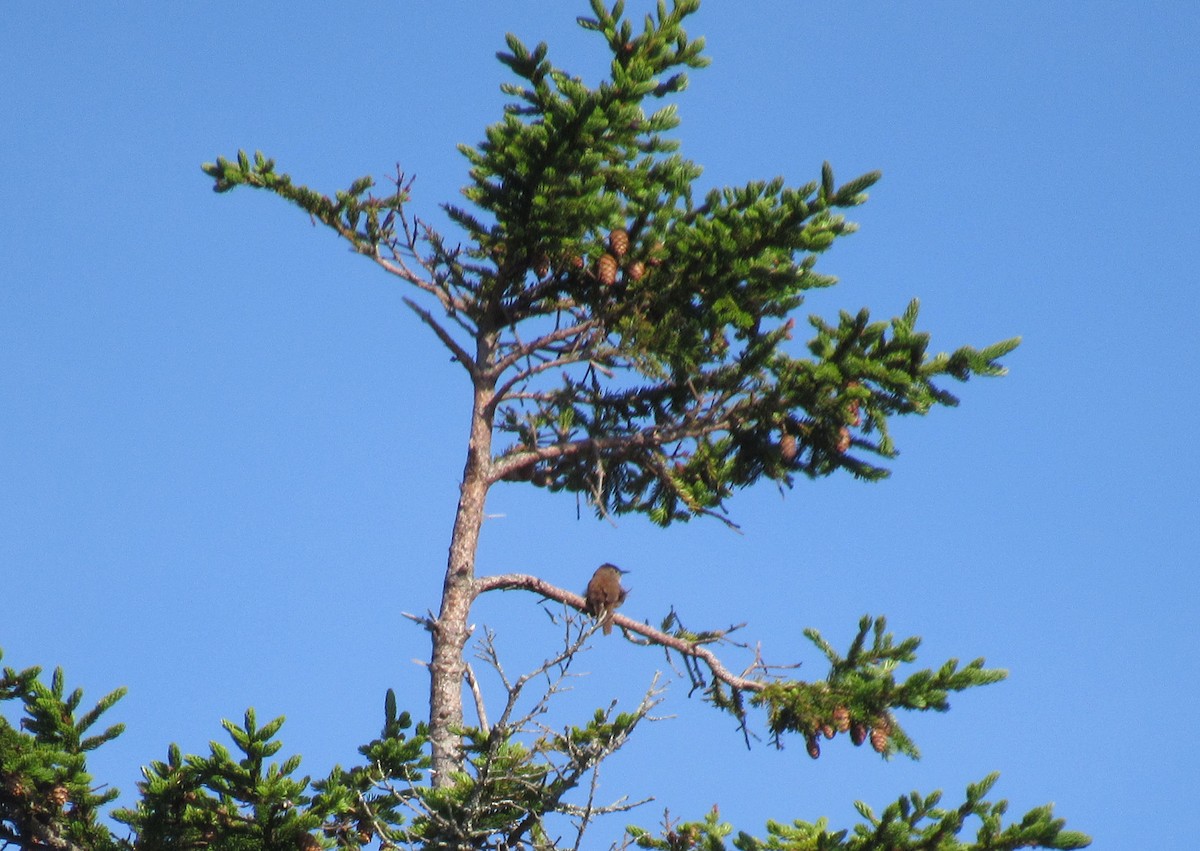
584;563;629;635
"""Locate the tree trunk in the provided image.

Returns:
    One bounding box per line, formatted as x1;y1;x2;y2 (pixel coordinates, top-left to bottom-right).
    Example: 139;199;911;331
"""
427;338;497;788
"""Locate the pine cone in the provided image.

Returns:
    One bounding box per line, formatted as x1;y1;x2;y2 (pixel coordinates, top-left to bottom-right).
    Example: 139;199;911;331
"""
49;785;69;807
625;260;646;281
596;253;619;286
850;721;868;746
805;733;820;760
533;253;550;278
297;833;322;851
821;724;835;740
832;706;851;733
870;724;889;754
846;382;862;425
608;228;630;258
836;427;851;453
779;433;797;464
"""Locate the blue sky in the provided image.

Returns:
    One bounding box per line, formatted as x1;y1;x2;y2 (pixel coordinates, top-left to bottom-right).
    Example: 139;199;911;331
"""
2;2;1197;847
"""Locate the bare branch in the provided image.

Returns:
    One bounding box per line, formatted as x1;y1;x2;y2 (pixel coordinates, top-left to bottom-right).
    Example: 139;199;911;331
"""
369;197;475;315
401;610;437;631
473;573;766;694
464;662;491;735
368;248;438;294
563;677;664;850
472;618;589;738
401;296;477;376
491;344;594;408
561;795;654;819
490;317;602;384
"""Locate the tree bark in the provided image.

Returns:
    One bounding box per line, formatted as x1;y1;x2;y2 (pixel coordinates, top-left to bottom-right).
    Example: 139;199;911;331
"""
427;333;497;788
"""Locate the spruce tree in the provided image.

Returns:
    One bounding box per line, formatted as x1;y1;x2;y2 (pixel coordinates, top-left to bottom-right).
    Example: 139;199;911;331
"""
1;2;1088;849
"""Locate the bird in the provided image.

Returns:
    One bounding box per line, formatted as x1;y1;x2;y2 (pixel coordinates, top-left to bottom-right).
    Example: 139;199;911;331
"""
584;563;629;635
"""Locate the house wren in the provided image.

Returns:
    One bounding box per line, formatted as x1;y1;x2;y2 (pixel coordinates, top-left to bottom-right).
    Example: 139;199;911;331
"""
584;563;629;635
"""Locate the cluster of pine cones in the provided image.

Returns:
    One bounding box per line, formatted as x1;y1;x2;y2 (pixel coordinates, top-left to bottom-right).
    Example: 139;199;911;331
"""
778;384;863;464
0;772;72;826
804;706;892;759
533;227;659;287
594;227;647;285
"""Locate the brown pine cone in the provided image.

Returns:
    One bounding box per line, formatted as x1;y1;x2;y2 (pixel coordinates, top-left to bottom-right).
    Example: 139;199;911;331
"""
533;253;550;278
832;706;851;733
49;785;70;807
850;721;868;746
779;433;798;464
836;427;851;453
805;733;821;759
846;382;863;425
870;724;889;754
608;228;630;258
596;253;619;286
625;260;646;281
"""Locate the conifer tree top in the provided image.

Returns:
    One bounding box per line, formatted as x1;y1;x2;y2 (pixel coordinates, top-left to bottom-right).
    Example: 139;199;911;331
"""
203;0;1018;528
